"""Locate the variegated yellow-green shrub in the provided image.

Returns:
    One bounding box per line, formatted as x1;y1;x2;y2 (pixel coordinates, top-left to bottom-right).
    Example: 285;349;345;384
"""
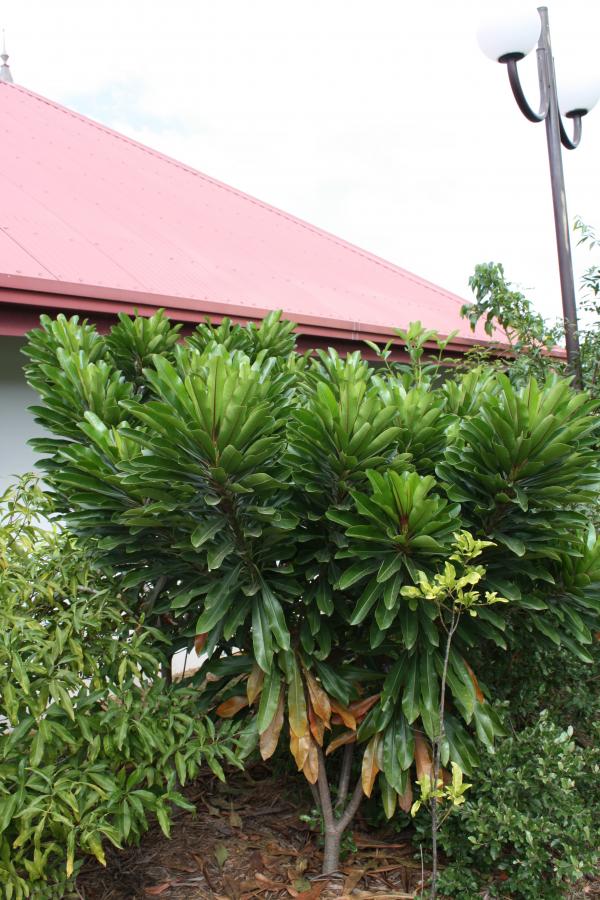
0;478;241;898
22;310;600;874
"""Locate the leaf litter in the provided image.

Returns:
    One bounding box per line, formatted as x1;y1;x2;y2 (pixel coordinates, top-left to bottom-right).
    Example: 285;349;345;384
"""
76;763;426;899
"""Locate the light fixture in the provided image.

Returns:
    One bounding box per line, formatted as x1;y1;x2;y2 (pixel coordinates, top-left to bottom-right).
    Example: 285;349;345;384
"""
477;5;599;387
476;5;541;62
557;74;600;118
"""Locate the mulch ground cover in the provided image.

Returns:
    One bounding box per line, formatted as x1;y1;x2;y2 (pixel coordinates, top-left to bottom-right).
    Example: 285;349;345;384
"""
76;764;425;899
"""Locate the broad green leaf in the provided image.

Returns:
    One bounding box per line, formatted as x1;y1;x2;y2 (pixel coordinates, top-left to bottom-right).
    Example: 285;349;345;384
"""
252;597;273;672
257;666;282;733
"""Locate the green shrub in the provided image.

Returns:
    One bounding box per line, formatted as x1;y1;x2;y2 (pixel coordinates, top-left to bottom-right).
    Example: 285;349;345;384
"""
434;713;600;899
474;634;600;736
0;478;241;898
21;310;600;874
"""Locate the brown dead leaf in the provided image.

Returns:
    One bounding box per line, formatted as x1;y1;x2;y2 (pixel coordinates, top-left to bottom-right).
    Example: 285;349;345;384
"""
342;867;366;893
325;729;357;756
229;809;243;828
330;698;357;730
295;857;308;875
216;695;249;718
259;685;285;760
361;733;381;797
294;884;323;899
222;875;242;899
246;663;264;705
194;632;208;654
255;872;288;889
414;731;433;783
303;668;331;727
349;693;380;722
144;885;173;896
464;659;485;702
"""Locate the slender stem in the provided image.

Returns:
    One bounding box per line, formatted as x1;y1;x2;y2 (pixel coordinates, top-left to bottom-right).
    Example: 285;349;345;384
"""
309;781;320;810
336;774;364;834
430;608;460;900
316;746;335;834
143;574;167;620
335;743;354;811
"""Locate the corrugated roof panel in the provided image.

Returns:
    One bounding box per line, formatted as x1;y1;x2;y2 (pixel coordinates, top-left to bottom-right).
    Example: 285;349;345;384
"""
0;81;488;344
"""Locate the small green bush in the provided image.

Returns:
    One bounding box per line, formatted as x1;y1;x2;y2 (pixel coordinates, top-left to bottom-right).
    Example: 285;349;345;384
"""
0;478;242;898
478;634;600;736
434;712;600;899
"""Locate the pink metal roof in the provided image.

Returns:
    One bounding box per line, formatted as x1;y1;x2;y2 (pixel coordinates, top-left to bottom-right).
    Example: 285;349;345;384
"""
0;82;490;349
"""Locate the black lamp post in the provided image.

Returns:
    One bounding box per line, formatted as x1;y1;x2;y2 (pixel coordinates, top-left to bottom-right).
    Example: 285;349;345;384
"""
478;5;599;388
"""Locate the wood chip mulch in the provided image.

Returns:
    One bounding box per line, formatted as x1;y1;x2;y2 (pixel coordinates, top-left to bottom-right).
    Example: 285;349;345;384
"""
76;765;425;899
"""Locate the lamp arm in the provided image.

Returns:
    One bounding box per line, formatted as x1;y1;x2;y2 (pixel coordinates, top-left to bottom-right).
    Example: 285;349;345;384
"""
559;114;582;150
506;48;550;124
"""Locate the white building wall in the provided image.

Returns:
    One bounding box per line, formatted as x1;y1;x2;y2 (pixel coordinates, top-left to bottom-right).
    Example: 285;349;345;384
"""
0;337;43;492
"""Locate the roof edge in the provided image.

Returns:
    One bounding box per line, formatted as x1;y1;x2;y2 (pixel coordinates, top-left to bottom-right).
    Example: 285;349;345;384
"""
0;281;497;350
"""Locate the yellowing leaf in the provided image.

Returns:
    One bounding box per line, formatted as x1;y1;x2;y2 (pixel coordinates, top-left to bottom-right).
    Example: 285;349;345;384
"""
414;731;433;784
302;736;319;784
330;698;357;731
66;831;75;878
304;668;331;727
259;686;285;760
397;779;414;813
290;730;311;771
308;698;325;746
288;656;309;738
214;843;229;867
361;733;381;797
247;663;265;705
215;695;249;718
325;729;357;756
88;835;106;867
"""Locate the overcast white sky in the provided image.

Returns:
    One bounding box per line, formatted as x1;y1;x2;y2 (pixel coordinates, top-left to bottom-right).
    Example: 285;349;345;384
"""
2;0;600;327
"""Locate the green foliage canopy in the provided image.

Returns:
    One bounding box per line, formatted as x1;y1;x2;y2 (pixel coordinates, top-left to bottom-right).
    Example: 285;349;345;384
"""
22;310;600;818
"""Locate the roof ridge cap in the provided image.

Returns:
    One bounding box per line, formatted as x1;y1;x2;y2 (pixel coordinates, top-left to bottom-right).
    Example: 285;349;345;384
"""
0;83;466;306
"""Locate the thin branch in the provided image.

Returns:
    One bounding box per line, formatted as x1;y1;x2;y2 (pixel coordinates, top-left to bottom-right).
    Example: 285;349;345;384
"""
335;743;354;812
316;745;335;833
144;574;167;615
335;773;364;834
309;781;320;810
430;606;461;899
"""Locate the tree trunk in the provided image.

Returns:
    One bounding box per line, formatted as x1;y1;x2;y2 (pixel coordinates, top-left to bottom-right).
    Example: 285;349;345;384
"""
322;827;343;875
315;746;364;876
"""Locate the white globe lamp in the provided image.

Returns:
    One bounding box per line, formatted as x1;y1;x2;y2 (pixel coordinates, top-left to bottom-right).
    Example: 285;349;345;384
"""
477;4;541;62
558;74;600;117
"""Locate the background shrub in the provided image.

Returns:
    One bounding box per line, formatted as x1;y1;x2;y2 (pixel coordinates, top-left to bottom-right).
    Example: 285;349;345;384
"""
0;478;241;899
433;713;600;899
